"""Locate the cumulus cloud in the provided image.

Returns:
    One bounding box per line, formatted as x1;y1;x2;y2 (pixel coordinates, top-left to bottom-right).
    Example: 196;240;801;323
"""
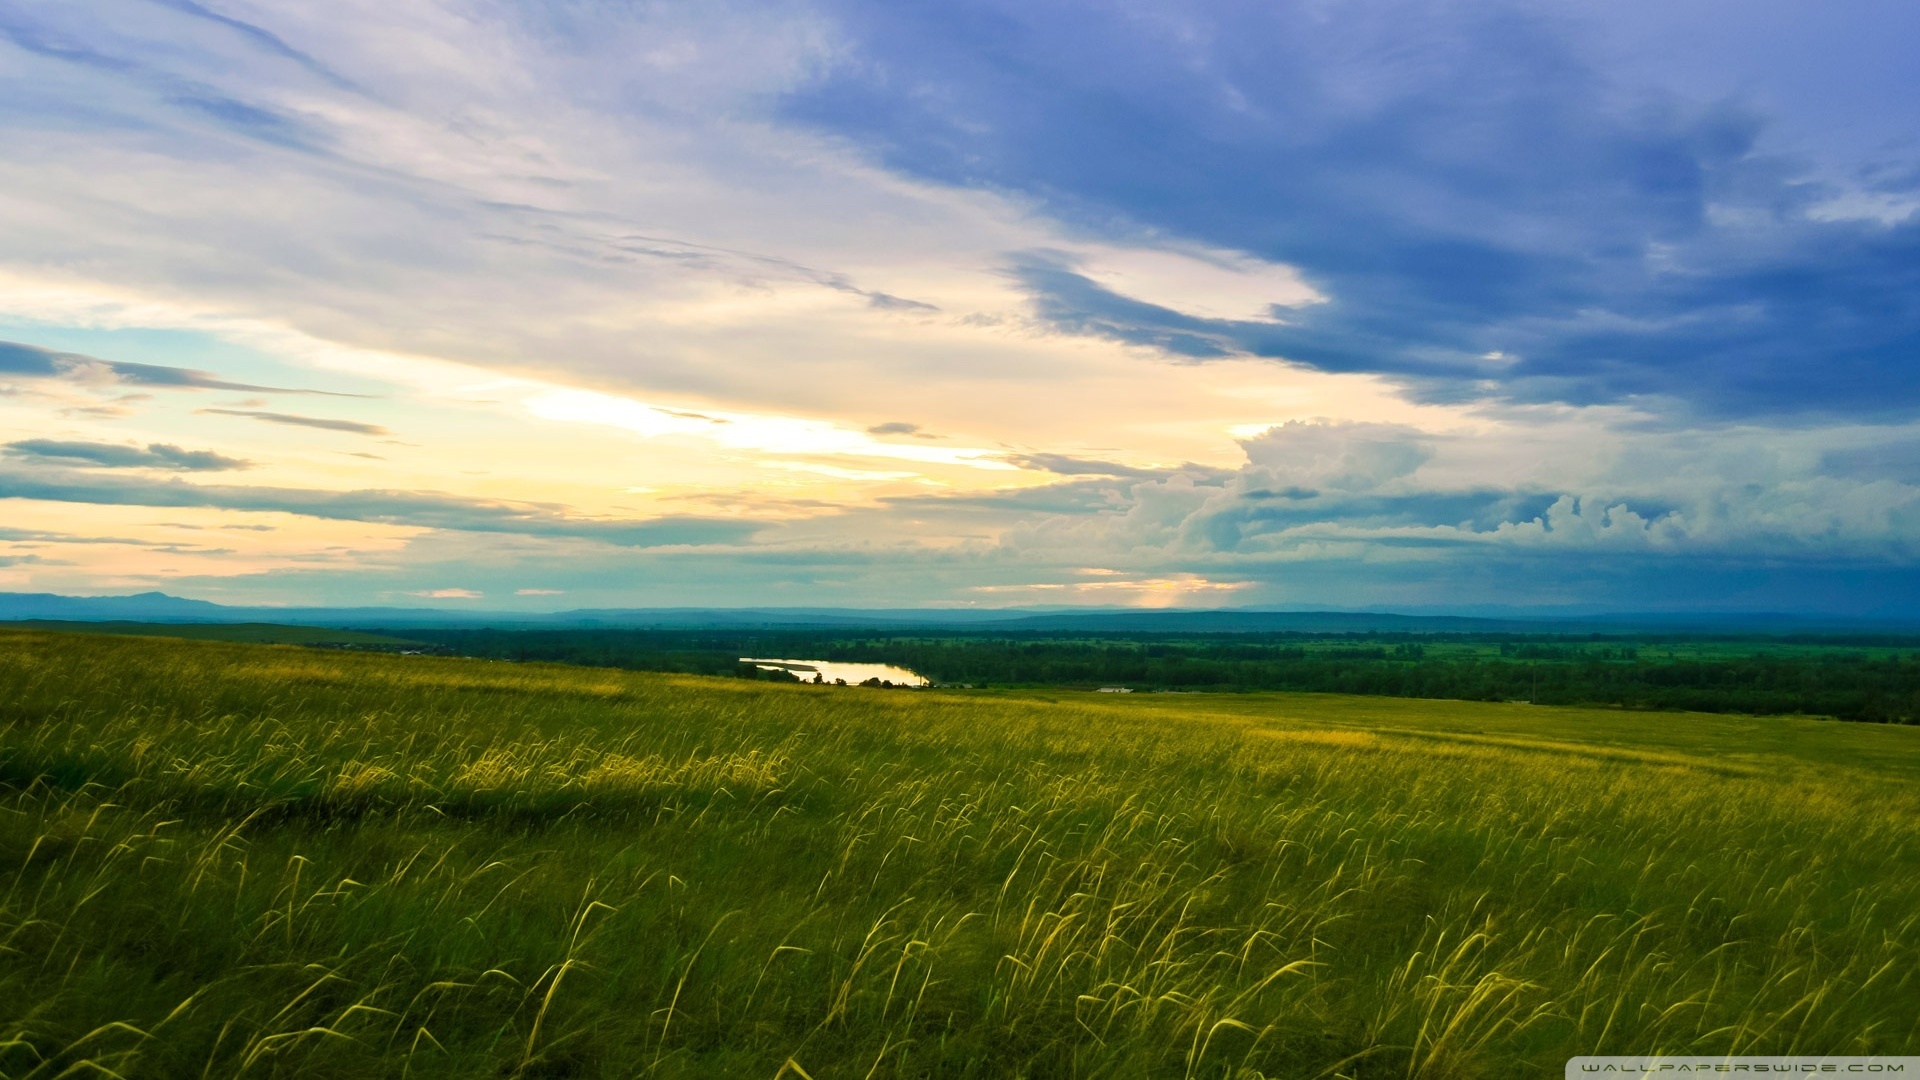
852;417;1920;592
1236;422;1433;493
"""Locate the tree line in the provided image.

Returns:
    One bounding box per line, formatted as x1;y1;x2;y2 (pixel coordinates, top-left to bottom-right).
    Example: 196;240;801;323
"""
388;627;1920;723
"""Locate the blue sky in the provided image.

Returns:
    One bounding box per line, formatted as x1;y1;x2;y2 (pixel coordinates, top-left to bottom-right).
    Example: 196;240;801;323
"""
0;0;1915;612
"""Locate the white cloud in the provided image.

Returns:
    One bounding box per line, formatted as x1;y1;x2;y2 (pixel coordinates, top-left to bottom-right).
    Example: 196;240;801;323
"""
1805;191;1920;226
1237;420;1432;491
1073;244;1322;322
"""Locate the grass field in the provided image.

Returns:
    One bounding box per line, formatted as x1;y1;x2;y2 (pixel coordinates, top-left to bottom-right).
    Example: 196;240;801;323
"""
2;629;1916;1078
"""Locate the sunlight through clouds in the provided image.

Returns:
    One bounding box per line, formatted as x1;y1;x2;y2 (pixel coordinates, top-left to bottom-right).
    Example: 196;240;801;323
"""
521;388;1017;472
0;0;1917;611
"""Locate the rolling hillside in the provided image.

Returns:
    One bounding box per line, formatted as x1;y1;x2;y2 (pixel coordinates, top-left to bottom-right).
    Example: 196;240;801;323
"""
2;629;1915;1077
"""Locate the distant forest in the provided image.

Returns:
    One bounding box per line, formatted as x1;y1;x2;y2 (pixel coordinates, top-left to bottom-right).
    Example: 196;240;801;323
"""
374;627;1920;724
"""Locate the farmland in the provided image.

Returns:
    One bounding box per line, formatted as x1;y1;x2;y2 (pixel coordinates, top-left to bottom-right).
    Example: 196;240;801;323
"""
2;629;1917;1077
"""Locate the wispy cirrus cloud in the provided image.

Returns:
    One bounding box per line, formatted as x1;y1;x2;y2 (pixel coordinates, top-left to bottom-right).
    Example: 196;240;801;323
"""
142;0;361;94
5;438;250;471
196;408;387;435
0;341;363;397
0;467;760;548
1001;451;1224;482
0;525;193;547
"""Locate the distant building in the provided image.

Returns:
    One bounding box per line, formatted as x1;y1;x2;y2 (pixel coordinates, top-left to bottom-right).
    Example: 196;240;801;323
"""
1094;686;1133;693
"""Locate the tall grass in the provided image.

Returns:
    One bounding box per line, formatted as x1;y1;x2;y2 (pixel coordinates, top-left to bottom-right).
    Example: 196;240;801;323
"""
0;629;1916;1078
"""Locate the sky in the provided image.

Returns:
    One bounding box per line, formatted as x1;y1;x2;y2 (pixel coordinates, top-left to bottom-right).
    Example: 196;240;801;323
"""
0;0;1916;614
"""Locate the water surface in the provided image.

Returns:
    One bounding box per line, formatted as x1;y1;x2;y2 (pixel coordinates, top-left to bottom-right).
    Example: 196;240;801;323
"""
741;657;929;686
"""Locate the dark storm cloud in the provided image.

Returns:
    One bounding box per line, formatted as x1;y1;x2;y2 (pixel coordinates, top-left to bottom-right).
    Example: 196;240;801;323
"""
784;1;1920;418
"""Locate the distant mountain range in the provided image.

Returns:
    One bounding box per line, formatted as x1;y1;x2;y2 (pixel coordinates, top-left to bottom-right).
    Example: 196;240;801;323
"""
0;591;234;621
2;591;1916;636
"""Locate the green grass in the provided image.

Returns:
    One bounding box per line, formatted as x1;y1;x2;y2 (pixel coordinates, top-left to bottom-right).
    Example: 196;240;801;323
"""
1;630;1916;1078
0;620;418;646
